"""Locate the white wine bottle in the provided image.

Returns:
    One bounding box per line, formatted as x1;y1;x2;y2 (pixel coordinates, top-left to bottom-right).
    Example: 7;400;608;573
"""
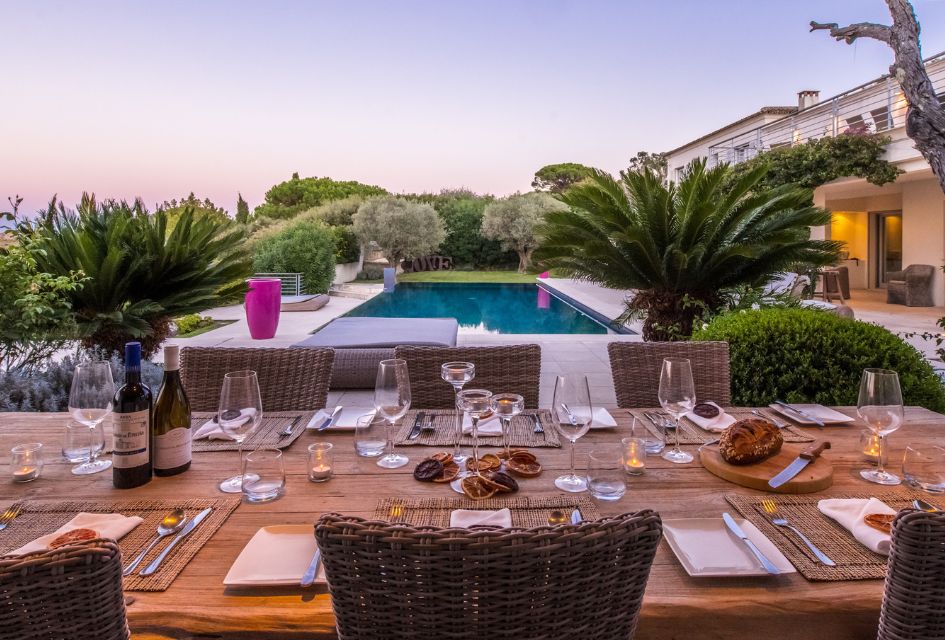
152;345;192;476
113;341;153;488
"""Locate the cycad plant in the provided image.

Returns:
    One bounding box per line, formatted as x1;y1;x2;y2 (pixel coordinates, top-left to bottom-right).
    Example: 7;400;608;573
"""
535;160;842;341
29;193;252;356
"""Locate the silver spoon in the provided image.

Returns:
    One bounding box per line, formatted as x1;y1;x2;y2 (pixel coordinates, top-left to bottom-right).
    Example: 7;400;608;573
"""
913;499;940;512
123;508;187;576
548;510;568;525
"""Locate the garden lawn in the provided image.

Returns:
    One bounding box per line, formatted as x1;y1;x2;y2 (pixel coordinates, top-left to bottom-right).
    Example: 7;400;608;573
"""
366;270;539;284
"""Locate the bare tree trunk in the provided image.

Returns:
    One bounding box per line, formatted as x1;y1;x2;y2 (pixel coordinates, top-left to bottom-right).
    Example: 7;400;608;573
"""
811;0;945;194
517;248;534;274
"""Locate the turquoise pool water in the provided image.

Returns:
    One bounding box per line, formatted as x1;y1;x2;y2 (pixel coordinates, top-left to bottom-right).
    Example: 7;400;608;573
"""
343;283;614;334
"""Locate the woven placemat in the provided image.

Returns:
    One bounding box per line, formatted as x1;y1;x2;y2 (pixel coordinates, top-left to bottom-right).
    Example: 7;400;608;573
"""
633;408;815;445
726;490;940;582
374;494;599;528
0;497;239;591
392;410;561;448
191;410;316;452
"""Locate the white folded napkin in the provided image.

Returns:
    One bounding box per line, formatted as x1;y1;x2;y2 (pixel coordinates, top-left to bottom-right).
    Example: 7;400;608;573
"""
11;512;143;556
193;408;257;441
818;497;897;555
684;402;737;432
462;413;503;436
590;407;617;428
307;407;377;430
449;508;513;528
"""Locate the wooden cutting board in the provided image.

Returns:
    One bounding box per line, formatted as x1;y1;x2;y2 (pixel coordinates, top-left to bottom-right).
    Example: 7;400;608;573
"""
699;443;833;494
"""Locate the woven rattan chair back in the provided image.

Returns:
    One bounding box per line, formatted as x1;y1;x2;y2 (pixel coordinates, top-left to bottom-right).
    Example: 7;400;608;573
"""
316;510;662;640
0;539;129;640
878;510;945;640
180;347;334;411
393;345;541;408
608;341;731;408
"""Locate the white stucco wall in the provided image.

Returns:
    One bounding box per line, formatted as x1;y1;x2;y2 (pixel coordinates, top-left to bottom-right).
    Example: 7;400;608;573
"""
332;250;365;285
901;180;945;306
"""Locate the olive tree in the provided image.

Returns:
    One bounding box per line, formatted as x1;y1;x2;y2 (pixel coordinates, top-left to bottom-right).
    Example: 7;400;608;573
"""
352;197;445;269
481;193;567;273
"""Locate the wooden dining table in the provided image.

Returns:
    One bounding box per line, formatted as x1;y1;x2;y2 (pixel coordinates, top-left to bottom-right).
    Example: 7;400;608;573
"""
1;406;942;640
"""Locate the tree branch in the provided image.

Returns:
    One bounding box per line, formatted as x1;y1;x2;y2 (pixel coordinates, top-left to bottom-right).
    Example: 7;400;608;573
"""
809;20;892;45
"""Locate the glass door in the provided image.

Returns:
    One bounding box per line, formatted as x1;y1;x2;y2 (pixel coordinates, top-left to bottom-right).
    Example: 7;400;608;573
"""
874;212;903;287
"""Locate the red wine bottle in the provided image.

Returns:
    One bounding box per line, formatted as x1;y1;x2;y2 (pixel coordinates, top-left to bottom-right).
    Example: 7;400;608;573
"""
113;341;153;488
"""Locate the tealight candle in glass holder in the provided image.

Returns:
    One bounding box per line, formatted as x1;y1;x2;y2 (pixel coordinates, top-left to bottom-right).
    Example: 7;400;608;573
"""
308;442;333;482
11;443;43;483
860;429;885;465
621;437;646;476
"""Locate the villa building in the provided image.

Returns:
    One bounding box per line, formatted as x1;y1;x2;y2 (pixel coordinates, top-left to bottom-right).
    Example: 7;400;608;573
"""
665;52;945;305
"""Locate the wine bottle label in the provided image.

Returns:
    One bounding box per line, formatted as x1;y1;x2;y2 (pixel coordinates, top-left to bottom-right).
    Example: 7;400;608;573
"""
154;427;192;470
113;410;150;469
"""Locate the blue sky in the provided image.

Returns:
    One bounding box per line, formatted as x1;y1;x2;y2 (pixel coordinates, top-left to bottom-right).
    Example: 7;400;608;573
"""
3;0;945;215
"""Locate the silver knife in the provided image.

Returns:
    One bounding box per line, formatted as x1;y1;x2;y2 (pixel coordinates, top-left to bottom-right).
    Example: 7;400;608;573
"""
722;512;779;575
317;405;343;431
140;507;212;576
570;509;583;524
773;400;825;427
300;547;321;587
407;412;426;440
532;413;544;434
768;442;831;489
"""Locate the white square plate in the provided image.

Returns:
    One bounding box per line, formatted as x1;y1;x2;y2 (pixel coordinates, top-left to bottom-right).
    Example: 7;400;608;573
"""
663;518;796;577
224;525;325;586
307;407;378;430
768;404;855;425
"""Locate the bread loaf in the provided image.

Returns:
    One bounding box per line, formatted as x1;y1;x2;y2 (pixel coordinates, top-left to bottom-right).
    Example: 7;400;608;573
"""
718;418;783;465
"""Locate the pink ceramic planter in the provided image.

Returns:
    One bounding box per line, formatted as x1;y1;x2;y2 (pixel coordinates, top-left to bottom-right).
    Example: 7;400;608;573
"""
245;278;281;339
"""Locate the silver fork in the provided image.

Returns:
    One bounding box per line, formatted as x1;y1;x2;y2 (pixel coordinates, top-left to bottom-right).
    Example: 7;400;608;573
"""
0;506;22;531
420;414;437;432
751;409;787;429
761;499;836;566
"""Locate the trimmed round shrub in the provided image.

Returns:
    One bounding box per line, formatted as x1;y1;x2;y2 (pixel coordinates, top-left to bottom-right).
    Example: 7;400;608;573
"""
692;308;945;412
253;220;336;294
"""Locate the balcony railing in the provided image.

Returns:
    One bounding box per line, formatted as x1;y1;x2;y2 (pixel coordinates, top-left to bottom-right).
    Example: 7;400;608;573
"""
706;52;945;166
252;272;305;296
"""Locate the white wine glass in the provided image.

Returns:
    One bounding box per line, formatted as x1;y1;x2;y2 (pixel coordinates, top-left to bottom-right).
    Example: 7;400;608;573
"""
441;362;475;463
491;393;524;461
551;375;593;492
67;361;115;475
375;359;411;469
658;358;695;464
858;368;903;485
457;389;493;475
217;370;264;493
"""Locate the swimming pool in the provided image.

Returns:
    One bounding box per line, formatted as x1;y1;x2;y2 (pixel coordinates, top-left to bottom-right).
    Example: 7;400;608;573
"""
343;283;621;334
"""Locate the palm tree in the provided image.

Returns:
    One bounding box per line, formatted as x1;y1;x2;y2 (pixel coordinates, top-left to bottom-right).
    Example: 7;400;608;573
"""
534;160;842;341
29;194;252;356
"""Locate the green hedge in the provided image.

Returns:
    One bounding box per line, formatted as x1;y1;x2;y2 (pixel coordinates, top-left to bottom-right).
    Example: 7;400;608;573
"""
692;308;945;412
330;226;361;264
253;220;336;294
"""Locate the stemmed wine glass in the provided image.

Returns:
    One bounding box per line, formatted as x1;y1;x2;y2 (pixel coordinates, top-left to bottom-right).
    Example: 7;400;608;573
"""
217;370;264;493
441;362;475;463
659;358;696;464
858;368;904;485
551;375;593;492
68;361;115;475
491;393;524;461
457;389;493;475
375;359;411;469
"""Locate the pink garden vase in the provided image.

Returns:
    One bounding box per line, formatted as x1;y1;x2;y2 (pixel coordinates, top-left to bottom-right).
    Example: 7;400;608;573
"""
245;278;281;340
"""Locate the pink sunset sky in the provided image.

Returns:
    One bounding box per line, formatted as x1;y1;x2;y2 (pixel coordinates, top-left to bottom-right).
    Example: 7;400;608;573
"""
3;0;945;216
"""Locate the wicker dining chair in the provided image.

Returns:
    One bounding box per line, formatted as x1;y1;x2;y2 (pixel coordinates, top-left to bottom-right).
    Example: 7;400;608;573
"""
0;539;129;640
877;510;945;640
607;341;731;408
180;347;334;411
393;344;541;408
316;510;662;640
